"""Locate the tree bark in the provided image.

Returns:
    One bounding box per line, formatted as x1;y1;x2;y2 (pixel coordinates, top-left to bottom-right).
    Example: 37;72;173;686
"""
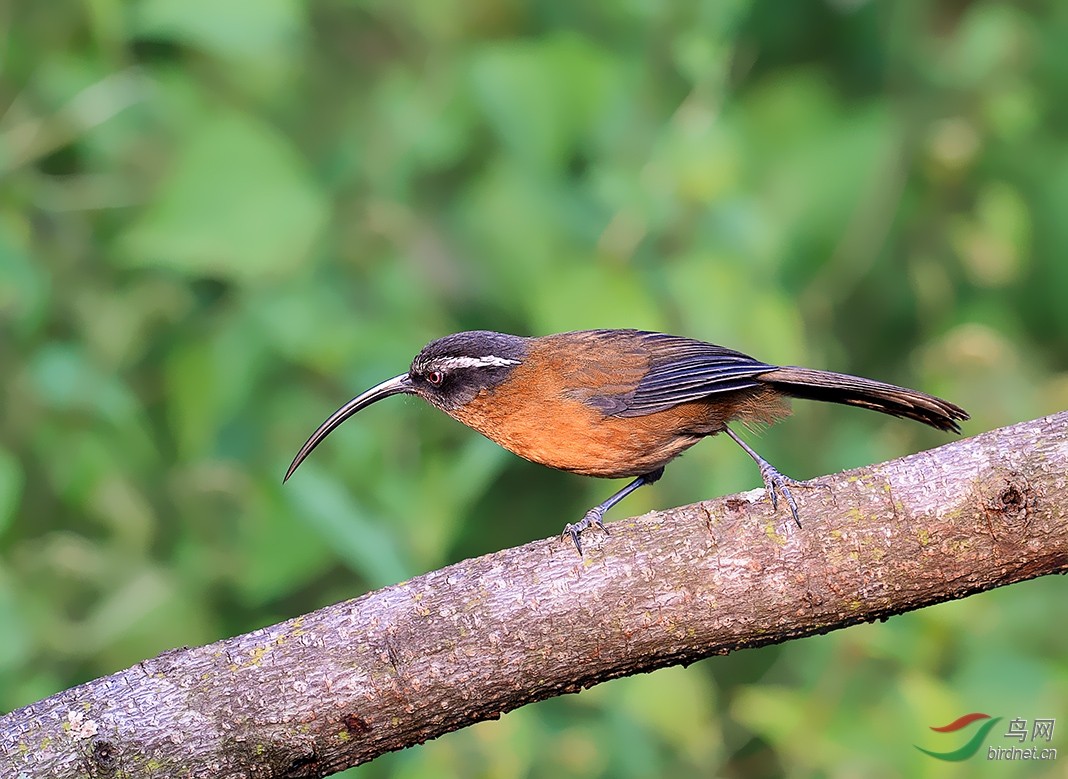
3;413;1066;779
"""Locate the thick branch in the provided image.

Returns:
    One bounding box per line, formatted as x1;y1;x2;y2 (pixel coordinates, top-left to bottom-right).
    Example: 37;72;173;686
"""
3;413;1067;778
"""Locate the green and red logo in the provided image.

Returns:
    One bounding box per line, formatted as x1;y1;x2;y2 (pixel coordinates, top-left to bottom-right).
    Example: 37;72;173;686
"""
915;713;1003;761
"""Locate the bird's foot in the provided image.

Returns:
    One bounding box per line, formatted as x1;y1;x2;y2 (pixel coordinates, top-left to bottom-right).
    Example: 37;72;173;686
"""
757;462;805;528
561;507;609;556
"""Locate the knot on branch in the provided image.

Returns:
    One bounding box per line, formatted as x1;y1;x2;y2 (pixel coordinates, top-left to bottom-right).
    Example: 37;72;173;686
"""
980;471;1035;535
88;738;117;774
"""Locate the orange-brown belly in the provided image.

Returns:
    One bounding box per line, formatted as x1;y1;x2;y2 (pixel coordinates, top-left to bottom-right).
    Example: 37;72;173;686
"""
448;390;770;478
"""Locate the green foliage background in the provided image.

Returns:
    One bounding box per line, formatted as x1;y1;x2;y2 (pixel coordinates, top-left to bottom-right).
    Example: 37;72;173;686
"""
2;1;1066;777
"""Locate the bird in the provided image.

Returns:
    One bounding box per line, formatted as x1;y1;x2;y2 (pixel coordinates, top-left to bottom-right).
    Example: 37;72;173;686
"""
284;329;968;553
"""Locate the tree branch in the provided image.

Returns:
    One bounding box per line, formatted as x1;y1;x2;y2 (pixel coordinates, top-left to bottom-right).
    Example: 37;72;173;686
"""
3;413;1066;778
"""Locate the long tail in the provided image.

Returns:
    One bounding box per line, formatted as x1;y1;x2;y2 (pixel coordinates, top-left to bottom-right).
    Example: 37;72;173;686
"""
760;366;968;433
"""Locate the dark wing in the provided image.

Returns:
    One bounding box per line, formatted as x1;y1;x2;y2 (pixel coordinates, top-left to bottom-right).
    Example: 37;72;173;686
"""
587;331;779;418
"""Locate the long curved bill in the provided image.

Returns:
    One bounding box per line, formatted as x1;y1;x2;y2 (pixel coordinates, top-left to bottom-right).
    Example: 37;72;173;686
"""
284;373;414;482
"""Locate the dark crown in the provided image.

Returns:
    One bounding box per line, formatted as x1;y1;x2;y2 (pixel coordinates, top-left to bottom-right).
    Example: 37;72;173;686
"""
408;331;529;410
412;331;529;370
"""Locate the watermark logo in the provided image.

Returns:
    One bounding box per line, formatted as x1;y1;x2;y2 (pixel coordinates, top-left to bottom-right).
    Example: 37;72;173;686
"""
915;713;1057;762
915;713;1002;761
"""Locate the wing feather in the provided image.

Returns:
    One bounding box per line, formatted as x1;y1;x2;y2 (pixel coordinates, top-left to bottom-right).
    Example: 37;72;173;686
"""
585;331;778;417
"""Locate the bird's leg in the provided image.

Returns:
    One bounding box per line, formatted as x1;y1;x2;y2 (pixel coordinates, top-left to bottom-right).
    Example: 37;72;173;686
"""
562;467;665;555
724;426;803;528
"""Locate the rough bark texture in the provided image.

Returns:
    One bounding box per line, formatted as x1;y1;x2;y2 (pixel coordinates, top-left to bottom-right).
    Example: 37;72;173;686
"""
3;413;1066;779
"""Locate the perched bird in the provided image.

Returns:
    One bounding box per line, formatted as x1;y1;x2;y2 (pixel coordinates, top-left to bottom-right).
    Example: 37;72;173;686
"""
285;329;968;552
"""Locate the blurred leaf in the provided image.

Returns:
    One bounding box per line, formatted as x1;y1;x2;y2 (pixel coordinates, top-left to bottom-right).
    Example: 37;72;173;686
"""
0;214;49;337
165;314;269;460
0;571;31;670
951;181;1030;288
0;449;22;538
469;33;620;168
134;0;305;61
391;435;511;561
942;3;1028;88
119;112;327;280
529;261;664;334
232;486;334;604
27;343;139;422
284;468;412;587
663;258;805;362
614;665;720;760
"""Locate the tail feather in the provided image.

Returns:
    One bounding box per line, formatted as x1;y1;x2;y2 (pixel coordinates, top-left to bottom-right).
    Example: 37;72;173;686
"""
760;366;968;433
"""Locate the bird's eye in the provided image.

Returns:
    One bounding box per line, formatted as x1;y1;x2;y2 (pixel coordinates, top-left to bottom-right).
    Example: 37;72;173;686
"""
426;370;445;386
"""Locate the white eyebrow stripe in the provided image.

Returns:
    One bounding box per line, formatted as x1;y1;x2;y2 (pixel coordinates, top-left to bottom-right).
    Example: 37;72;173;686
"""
433;355;520;371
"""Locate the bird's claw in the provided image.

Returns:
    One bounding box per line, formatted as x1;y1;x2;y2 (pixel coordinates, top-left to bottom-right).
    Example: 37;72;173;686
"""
561;508;609;555
758;463;803;529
